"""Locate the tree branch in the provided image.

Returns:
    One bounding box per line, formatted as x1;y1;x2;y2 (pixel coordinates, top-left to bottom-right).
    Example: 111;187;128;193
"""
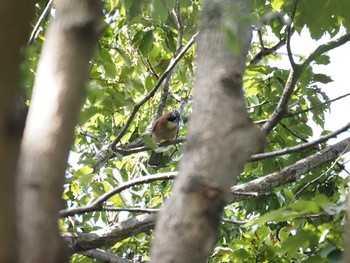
231;136;350;201
28;0;53;45
286;0;299;68
114;138;185;156
153;1;185;122
255;91;350;125
104;207;160;213
250;122;350;162
300;31;350;70
63;213;156;253
82;248;133;263
93;32;198;170
64;124;350;218
60;172;177;217
286;91;350;118
62;136;350;253
261;31;350;135
261;69;298;135
250;35;288;65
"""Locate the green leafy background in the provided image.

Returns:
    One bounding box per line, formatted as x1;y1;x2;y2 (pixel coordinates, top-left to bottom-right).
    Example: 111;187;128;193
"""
23;0;350;262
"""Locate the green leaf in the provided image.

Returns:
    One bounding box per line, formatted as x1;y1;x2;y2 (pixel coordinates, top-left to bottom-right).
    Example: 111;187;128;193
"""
109;194;127;207
271;0;284;10
142;134;158;150
313;74;333;84
139;31;155;56
314;55;331;65
151;0;168;22
76;166;94;178
116;48;131;67
279;230;315;255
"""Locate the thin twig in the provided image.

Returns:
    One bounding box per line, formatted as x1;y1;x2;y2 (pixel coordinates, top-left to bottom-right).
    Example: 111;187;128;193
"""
230;136;350;202
60;172;177;217
104;207;160;213
255;91;350;125
295;141;350;198
250;34;289;65
83;249;133;263
300;31;350;71
111;32;197;148
287;92;350;118
250;122;350;162
28;0;53;45
92;32;198;169
261;31;350;135
279;122;308;142
153;2;185;123
261;69;297;135
286;0;300;68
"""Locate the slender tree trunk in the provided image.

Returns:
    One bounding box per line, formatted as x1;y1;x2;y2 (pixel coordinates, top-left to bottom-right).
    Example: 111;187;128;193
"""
344;192;350;263
0;1;35;262
151;0;264;262
16;1;102;262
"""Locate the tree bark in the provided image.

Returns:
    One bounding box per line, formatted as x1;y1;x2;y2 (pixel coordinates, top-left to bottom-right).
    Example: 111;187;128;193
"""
0;1;35;262
16;1;102;262
151;0;264;262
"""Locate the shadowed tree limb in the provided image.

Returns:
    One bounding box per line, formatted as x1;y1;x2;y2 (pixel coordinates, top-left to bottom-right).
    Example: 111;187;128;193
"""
62;136;350;253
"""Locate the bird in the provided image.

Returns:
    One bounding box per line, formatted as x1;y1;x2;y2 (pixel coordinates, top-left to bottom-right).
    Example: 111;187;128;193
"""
148;109;181;166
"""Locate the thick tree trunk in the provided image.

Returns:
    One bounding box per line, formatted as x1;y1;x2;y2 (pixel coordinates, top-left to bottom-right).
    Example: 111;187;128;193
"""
151;0;264;262
0;1;35;262
16;1;101;262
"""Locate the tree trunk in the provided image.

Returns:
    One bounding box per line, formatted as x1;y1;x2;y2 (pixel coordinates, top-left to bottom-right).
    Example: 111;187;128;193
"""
151;0;264;262
16;1;102;262
0;1;35;262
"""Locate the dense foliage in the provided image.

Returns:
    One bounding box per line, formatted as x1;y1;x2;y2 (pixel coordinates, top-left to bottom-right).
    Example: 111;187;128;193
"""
24;0;350;262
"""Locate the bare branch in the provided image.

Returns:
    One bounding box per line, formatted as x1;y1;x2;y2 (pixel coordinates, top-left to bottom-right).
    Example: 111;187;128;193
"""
250;123;350;161
231;136;350;202
255;91;350;125
104;207;160;213
114;138;185;156
150;16;185;130
77;127;102;142
28;0;53;45
82;249;133;263
250;35;288;65
295;142;350;197
261;69;298;135
60;172;177;217
279;121;308;142
63;214;156;253
286;92;350;118
286;0;300;68
300;31;350;70
261;31;350;135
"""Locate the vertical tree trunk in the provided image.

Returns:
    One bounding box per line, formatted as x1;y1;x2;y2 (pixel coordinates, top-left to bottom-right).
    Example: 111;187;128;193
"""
344;192;350;263
0;1;35;262
17;1;102;262
151;0;264;262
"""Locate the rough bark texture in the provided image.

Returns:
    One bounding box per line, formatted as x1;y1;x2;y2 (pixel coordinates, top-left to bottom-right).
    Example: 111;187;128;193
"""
0;1;35;262
151;0;264;262
16;1;102;262
63;214;156;253
345;191;350;263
